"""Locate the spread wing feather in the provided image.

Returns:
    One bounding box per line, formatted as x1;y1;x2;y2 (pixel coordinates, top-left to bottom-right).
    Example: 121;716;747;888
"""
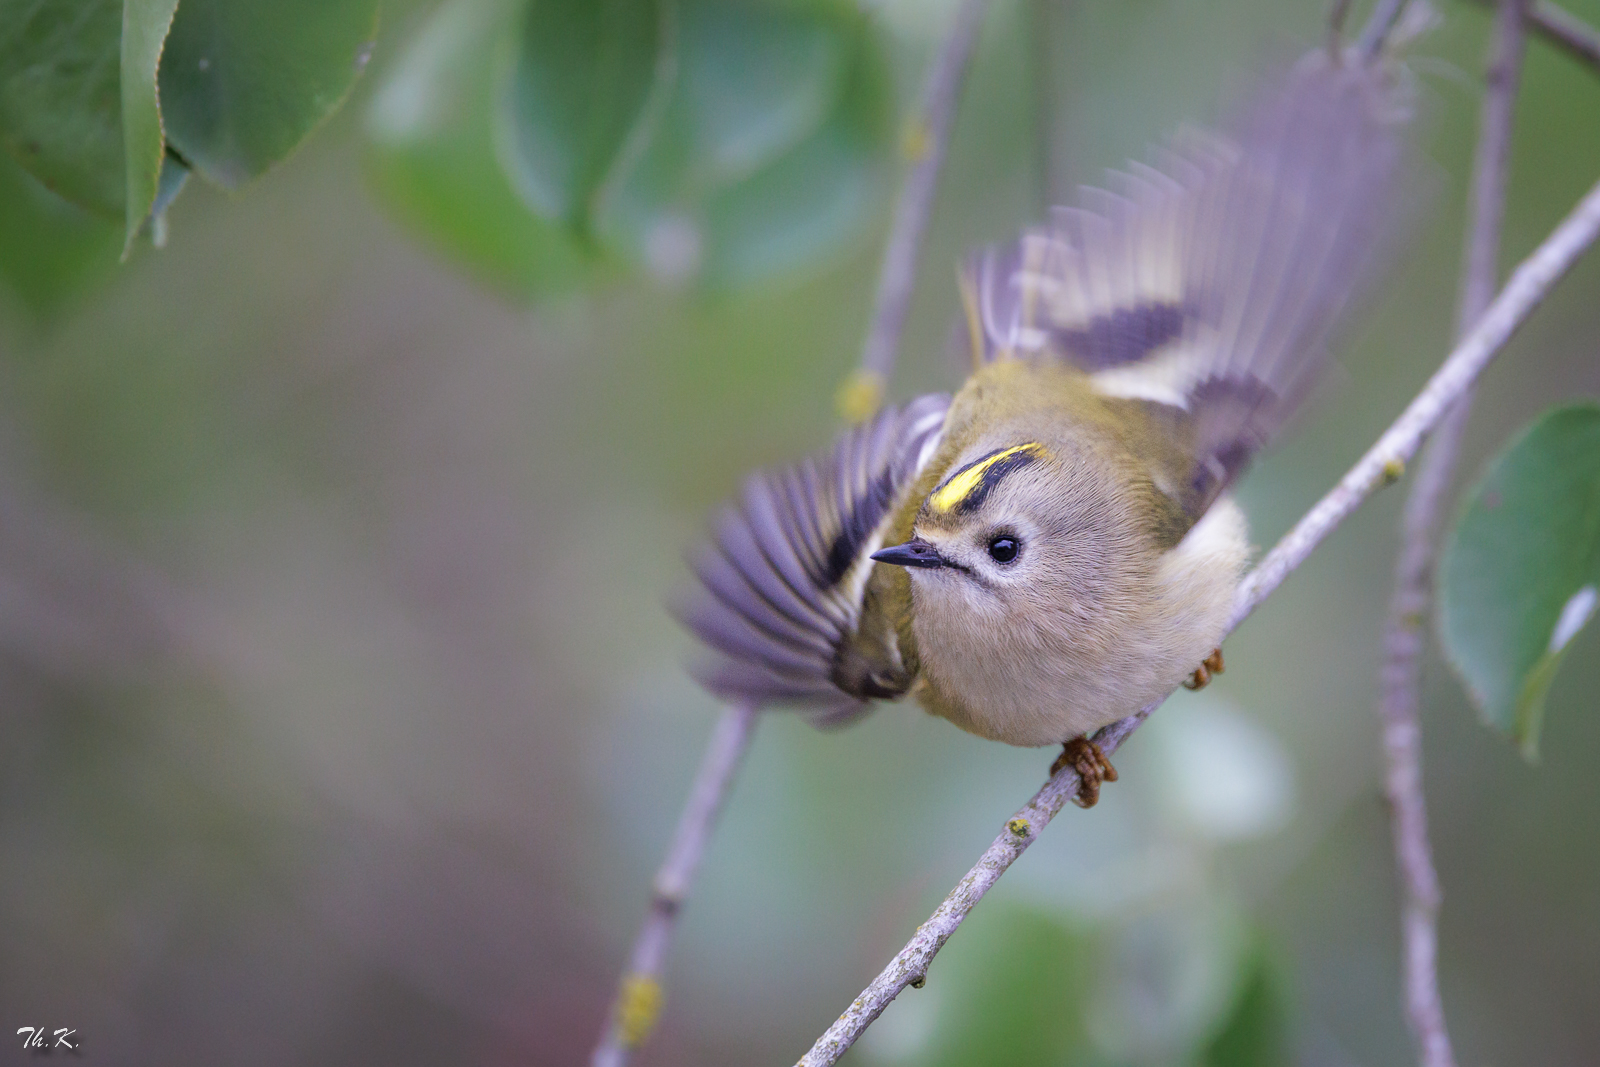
676;394;949;723
965;54;1414;517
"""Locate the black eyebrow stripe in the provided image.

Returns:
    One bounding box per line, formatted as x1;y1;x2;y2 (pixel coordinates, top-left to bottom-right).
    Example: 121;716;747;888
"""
934;445;1045;516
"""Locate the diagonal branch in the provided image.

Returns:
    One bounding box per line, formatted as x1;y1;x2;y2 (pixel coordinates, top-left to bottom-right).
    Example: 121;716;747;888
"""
836;0;993;422
1378;3;1527;1065
795;705;1153;1067
591;6;994;1064
797;167;1600;1067
1527;1;1600;68
1471;0;1600;71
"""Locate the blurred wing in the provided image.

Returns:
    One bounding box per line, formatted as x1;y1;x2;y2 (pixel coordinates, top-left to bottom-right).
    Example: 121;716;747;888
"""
675;394;950;723
963;53;1414;516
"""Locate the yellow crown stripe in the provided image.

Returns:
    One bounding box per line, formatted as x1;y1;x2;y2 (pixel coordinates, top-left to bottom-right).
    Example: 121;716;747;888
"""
928;443;1044;515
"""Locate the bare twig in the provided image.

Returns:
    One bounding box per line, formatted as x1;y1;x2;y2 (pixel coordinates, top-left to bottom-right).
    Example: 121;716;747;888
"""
795;707;1151;1067
592;699;760;1067
594;9;998;1061
797;169;1600;1067
1529;1;1600;67
1357;0;1413;59
1458;0;1527;338
836;0;993;422
1377;3;1526;1065
1329;0;1359;58
1471;0;1600;70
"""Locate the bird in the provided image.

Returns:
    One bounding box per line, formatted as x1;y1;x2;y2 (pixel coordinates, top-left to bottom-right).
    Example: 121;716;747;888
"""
675;51;1414;807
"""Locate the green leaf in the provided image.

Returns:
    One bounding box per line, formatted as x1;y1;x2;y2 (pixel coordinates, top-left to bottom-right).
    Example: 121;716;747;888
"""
674;0;845;188
696;23;883;289
0;149;121;319
0;0;127;216
593;0;889;286
157;0;380;188
1199;941;1293;1067
365;0;596;299
1439;403;1600;759
496;0;667;227
120;0;180;256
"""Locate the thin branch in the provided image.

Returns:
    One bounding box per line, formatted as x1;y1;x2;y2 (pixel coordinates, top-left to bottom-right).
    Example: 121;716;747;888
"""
797;168;1600;1067
1329;0;1358;59
795;706;1151;1067
591;700;759;1067
1529;1;1600;67
1472;0;1600;70
593;5;995;1062
1379;3;1527;1064
837;0;993;422
1459;0;1527;338
1357;0;1413;59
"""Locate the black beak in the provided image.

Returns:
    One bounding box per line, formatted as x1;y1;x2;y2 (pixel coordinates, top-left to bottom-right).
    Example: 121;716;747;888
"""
871;538;947;569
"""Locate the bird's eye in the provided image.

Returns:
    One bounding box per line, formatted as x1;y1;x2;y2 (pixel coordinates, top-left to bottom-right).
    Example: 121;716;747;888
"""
987;536;1019;564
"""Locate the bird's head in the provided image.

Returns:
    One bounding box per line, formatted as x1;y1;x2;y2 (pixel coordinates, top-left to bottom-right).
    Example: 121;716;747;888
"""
872;442;1064;604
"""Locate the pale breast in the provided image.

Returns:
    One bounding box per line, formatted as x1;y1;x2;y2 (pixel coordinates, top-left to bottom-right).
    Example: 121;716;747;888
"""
912;498;1249;747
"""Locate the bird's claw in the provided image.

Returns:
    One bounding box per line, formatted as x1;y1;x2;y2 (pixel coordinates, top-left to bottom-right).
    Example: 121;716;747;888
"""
1050;736;1119;809
1184;647;1225;690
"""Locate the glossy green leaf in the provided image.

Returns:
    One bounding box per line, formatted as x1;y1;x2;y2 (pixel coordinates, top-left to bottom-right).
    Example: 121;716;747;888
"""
0;0;126;216
158;0;380;188
0;149;121;319
1440;403;1600;759
1199;941;1292;1067
120;0;180;255
497;0;666;227
365;0;596;298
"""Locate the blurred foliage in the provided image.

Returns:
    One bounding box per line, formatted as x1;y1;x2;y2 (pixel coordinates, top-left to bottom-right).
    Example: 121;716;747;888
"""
573;0;890;288
0;0;129;217
1197;941;1291;1067
857;852;1295;1065
1439;403;1600;759
875;904;1097;1066
0;151;121;319
0;0;890;311
364;0;600;298
498;0;665;227
0;0;377;261
157;0;380;189
375;0;893;292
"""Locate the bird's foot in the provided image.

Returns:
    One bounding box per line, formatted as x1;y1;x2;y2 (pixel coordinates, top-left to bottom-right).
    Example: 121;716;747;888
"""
1183;647;1225;690
1050;736;1119;809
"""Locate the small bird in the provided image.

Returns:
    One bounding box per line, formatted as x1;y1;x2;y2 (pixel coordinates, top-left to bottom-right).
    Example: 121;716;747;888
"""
677;53;1413;807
